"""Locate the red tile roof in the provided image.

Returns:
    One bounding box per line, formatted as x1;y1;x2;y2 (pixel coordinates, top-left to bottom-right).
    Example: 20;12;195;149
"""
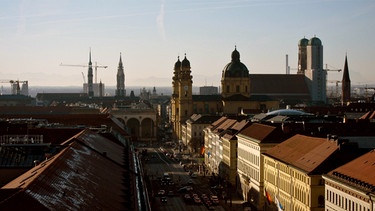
0;129;132;210
359;111;375;120
327;149;375;192
238;123;286;143
214;119;237;133
264;134;339;173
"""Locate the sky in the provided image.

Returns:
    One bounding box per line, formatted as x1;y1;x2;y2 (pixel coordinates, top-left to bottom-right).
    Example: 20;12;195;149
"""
1;0;375;90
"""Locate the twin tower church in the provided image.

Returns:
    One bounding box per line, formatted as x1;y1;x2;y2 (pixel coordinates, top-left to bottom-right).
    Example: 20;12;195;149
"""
170;37;351;139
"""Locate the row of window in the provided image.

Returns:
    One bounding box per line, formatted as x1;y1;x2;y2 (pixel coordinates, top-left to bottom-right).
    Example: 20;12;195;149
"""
238;139;260;151
326;189;369;211
238;148;259;166
225;85;248;93
238;159;259;182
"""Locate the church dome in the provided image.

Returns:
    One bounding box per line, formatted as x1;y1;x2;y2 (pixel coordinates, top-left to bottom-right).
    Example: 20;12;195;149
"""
174;57;181;69
222;47;249;78
181;55;190;68
309;37;322;46
298;37;309;46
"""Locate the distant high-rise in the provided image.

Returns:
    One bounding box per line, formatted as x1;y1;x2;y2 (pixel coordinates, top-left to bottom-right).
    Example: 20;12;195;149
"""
116;53;125;97
341;55;351;105
88;50;94;97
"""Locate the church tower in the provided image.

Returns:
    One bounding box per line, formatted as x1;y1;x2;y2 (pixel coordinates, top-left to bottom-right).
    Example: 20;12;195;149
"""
304;37;326;103
116;53;125;97
297;37;309;74
171;55;193;140
88;50;94;97
221;47;251;114
341;55;351;105
221;46;250;98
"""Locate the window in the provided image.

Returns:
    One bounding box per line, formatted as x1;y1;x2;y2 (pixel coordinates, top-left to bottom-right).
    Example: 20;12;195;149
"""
236;85;240;92
226;85;230;92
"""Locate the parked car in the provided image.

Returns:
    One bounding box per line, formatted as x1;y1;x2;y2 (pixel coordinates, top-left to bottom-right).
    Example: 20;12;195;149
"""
184;194;191;200
210;195;219;204
160;196;168;203
158;190;166;196
194;197;202;204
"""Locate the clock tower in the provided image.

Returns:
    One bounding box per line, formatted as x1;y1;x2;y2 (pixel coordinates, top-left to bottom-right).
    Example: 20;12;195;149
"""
171;54;193;140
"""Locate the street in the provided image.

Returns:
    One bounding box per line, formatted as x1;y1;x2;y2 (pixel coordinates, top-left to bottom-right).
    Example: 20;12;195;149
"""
140;146;228;211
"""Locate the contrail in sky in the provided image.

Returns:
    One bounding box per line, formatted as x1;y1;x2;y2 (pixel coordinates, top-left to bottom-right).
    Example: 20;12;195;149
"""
157;0;166;41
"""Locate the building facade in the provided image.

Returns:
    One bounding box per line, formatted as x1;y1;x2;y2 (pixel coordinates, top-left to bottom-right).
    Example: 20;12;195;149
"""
237;123;286;210
323;150;375;211
263;134;362;211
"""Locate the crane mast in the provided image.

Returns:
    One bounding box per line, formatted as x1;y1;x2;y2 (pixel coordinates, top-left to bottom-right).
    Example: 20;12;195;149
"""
60;51;107;97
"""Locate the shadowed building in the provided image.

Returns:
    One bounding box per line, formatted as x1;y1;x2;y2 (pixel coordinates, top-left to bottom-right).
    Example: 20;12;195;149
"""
116;53;126;97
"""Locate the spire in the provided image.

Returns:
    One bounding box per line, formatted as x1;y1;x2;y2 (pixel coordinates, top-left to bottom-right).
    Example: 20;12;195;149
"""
89;48;92;65
341;54;351;105
342;54;351;82
87;48;94;97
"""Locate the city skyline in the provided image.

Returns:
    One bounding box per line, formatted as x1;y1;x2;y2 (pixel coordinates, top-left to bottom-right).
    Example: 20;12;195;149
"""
1;0;375;88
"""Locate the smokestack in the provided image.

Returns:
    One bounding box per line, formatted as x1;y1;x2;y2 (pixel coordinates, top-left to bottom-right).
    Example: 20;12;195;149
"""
286;54;289;74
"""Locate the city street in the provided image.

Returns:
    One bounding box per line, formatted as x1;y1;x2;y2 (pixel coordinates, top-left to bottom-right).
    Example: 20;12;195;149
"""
140;146;229;211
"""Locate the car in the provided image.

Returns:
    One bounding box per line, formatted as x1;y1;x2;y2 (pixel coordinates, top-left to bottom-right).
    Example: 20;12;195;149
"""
201;194;208;199
211;185;223;190
185;186;193;191
158;190;166;196
193;197;202;204
211;195;219;204
191;173;197;178
178;187;188;193
184;193;191;199
167;191;174;196
178;186;193;192
187;179;193;184
204;200;213;206
160;196;168;203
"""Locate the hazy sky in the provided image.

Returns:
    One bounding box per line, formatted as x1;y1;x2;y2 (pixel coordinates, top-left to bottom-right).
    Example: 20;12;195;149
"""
1;0;375;88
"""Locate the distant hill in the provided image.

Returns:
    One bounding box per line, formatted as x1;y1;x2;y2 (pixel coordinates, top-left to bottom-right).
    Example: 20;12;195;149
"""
23;86;173;97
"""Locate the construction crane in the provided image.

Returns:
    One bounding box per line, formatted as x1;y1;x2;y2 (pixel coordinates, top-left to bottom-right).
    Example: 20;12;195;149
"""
324;64;341;73
0;80;28;95
60;62;108;84
327;80;341;98
325;64;341;97
81;72;86;84
364;87;375;98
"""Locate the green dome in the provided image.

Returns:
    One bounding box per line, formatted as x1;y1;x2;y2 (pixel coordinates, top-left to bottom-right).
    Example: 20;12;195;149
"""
309;37;322;46
298;37;309;46
222;47;249;78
